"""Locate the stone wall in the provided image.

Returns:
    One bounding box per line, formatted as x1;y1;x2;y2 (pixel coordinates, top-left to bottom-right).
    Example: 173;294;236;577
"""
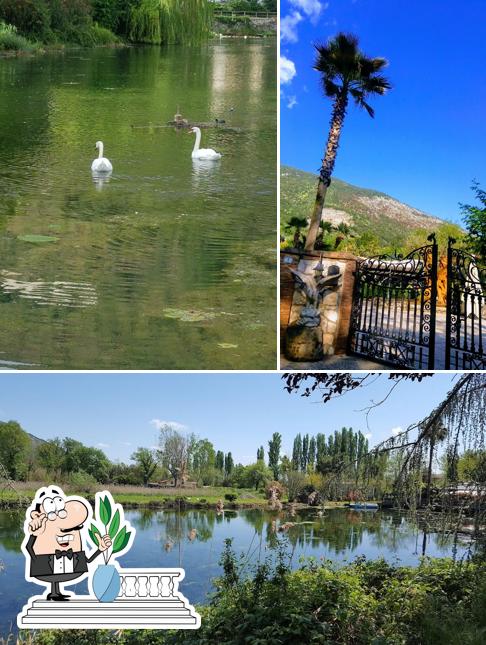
280;250;357;358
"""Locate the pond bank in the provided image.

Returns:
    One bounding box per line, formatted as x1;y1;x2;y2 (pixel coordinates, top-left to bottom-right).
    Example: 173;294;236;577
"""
0;489;352;512
13;556;486;644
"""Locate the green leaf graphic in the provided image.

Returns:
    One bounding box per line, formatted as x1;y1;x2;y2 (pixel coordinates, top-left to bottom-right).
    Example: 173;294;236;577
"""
113;530;131;554
89;523;101;547
108;509;120;539
99;495;111;525
112;526;127;553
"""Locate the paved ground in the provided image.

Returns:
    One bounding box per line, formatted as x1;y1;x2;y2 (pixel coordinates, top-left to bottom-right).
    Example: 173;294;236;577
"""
280;354;389;371
280;309;449;371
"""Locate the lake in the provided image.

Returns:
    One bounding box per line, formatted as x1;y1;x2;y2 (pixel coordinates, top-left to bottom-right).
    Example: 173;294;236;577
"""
0;41;276;369
0;507;473;634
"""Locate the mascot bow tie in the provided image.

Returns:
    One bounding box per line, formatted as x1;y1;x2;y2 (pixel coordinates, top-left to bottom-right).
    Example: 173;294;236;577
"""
55;549;73;560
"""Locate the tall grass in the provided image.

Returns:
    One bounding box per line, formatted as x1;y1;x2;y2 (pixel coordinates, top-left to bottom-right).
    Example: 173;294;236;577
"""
129;0;213;45
0;19;40;51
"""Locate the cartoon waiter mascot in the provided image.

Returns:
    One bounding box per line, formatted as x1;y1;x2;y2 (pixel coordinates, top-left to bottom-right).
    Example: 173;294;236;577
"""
22;486;111;601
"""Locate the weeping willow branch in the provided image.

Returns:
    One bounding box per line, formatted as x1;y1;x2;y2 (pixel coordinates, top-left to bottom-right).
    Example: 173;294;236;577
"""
129;0;213;45
319;375;486;539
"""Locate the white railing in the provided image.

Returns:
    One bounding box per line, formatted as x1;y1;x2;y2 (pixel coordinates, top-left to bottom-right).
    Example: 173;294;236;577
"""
119;568;183;599
18;568;200;629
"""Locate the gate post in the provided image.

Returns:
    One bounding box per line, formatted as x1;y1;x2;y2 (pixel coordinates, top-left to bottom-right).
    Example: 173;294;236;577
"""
428;233;438;370
346;258;360;356
444;237;455;370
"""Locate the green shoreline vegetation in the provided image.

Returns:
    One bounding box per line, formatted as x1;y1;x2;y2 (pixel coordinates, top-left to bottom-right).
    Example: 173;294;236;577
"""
9;547;486;644
0;0;276;56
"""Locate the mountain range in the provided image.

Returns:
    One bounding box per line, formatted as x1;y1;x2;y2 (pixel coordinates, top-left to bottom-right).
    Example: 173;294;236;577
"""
281;165;450;248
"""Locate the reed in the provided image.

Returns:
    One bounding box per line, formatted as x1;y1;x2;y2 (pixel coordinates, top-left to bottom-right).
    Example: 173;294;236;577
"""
129;0;212;45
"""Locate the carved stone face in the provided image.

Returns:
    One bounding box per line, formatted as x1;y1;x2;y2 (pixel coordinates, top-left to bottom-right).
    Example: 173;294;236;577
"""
30;497;89;555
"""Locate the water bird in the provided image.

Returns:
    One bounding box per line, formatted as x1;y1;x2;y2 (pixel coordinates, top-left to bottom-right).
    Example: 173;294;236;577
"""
91;141;113;173
190;127;221;160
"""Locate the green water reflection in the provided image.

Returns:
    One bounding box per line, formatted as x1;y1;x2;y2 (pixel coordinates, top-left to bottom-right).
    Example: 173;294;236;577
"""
0;41;276;369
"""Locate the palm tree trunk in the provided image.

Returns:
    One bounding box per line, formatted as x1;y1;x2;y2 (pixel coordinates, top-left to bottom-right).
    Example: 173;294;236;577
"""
305;93;348;251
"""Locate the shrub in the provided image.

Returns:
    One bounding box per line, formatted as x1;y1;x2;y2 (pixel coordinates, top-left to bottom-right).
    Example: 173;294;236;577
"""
68;470;98;494
47;0;92;39
28;546;486;644
296;484;322;506
0;0;51;41
90;23;119;44
224;493;237;502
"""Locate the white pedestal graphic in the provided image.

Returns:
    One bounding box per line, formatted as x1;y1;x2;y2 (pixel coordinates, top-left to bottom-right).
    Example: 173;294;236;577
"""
18;569;201;630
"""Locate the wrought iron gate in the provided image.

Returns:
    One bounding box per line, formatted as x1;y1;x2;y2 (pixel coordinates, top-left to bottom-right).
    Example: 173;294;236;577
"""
348;235;438;369
445;239;486;369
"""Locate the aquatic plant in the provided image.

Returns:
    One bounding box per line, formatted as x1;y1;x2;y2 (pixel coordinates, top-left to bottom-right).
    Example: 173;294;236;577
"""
129;0;213;45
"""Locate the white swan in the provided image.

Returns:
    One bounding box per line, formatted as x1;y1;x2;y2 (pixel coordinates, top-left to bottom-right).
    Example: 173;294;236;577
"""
91;141;113;173
190;127;221;160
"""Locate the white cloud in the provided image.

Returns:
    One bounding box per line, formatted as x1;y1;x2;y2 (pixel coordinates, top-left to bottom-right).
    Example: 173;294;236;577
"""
121;441;132;447
280;56;297;84
391;426;403;437
364;433;372;440
150;419;187;432
281;11;302;43
281;1;328;43
289;0;327;23
96;442;109;448
287;95;298;109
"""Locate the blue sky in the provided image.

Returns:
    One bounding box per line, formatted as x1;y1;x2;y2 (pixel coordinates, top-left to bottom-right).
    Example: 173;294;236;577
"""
280;0;486;222
0;373;459;464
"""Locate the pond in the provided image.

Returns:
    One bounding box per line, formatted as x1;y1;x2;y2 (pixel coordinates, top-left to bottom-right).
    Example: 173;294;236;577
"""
0;40;276;369
0;507;473;634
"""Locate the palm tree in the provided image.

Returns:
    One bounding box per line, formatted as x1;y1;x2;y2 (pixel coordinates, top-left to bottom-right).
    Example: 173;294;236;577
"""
334;222;352;249
284;216;309;248
305;33;391;251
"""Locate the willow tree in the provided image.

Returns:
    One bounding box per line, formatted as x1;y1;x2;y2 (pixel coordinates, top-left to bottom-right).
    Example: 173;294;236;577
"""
129;0;213;45
305;33;391;251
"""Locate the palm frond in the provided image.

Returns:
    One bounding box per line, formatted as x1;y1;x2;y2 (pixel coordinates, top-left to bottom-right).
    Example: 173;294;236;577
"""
349;88;375;117
323;77;340;98
314;33;391;119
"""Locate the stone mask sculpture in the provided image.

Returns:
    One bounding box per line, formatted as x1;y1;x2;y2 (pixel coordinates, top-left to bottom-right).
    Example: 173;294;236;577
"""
289;257;343;327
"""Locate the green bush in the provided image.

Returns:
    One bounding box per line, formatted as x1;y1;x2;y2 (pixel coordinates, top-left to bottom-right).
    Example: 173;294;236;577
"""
47;0;92;39
0;0;52;41
224;493;237;502
27;541;486;644
68;470;98;494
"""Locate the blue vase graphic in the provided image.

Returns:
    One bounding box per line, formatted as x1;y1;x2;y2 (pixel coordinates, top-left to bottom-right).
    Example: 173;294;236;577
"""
92;564;120;602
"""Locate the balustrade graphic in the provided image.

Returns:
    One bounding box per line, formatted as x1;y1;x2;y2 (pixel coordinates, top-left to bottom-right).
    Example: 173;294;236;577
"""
18;568;200;630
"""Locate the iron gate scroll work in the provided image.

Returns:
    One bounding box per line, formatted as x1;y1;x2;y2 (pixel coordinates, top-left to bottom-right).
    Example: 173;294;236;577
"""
445;239;486;369
349;235;438;369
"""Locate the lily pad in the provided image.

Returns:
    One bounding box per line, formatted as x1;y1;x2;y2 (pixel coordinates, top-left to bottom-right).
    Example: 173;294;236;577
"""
218;343;238;349
17;235;59;244
163;307;218;323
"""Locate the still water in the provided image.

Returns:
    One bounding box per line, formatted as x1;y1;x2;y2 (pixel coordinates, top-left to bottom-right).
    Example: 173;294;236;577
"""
0;41;276;369
0;507;472;634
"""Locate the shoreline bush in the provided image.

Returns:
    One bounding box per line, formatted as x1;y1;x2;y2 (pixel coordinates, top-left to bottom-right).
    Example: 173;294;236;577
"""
21;539;486;644
0;19;40;52
0;0;213;52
